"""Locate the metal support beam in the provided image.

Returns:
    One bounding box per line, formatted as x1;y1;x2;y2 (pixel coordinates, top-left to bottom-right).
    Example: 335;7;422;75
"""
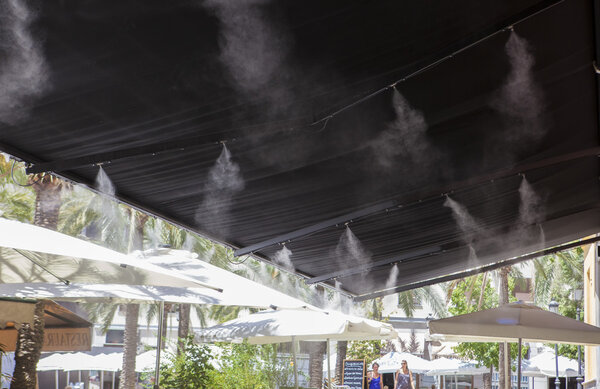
236;146;600;257
234;200;397;256
353;235;600;301
305;245;440;284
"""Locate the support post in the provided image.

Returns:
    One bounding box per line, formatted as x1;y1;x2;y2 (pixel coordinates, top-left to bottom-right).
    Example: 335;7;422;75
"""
155;301;165;389
504;342;510;389
292;336;299;389
517;338;522;389
576;307;583;389
554;343;560;389
327;339;332;388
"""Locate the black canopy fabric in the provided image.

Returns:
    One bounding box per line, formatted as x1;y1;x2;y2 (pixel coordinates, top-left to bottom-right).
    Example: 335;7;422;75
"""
1;0;599;299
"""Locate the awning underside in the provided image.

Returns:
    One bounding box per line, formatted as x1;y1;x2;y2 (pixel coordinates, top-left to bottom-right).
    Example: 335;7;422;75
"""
1;0;599;298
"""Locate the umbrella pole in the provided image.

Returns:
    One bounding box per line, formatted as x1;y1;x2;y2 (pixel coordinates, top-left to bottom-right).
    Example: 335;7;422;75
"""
79;370;81;383
112;370;116;389
67;371;70;386
504;342;509;389
518;338;522;389
327;338;332;388
154;300;165;389
101;370;104;388
55;370;58;389
292;336;299;389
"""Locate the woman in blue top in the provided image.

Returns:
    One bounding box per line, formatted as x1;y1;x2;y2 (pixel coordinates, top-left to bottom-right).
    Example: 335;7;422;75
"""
367;362;383;389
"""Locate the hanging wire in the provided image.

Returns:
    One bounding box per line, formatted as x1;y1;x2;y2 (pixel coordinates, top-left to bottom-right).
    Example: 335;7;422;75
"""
11;160;39;187
226;254;252;265
309;0;564;128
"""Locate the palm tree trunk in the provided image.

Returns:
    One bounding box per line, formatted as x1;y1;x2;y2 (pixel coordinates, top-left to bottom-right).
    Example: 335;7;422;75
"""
160;303;172;350
11;301;45;389
498;267;511;389
120;211;148;389
335;340;348;384
309;341;326;388
119;304;140;389
177;304;191;355
32;175;63;229
483;366;492;389
12;175;64;388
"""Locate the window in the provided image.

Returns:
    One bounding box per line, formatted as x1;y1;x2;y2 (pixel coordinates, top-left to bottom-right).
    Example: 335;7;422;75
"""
105;330;125;346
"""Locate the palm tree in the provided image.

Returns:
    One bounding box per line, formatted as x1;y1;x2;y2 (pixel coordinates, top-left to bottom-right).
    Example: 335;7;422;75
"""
119;210;148;389
11;172;68;389
309;341;327;388
0;157;34;222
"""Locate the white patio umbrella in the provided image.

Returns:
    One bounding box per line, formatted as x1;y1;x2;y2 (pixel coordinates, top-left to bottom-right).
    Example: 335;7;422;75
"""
38;353;74;389
196;306;398;389
38;352;121;389
0;218;218;289
373;351;432;374
428;302;600;389
425;358;488;376
0;248;313;309
525;351;578;377
5;248;313;388
425;357;487;389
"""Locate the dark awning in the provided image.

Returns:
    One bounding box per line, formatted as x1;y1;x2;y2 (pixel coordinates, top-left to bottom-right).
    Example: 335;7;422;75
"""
1;0;599;299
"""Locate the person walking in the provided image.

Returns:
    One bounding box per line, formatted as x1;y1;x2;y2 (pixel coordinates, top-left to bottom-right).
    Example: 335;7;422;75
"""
394;360;414;389
368;362;383;389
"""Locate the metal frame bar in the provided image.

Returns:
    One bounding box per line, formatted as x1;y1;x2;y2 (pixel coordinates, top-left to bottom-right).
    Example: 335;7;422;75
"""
234;201;397;256
305;245;440;284
353;236;600;301
236;147;600;257
25;133;231;174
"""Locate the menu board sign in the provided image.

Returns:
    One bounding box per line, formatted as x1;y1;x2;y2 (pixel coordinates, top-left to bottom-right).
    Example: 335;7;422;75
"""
342;359;365;389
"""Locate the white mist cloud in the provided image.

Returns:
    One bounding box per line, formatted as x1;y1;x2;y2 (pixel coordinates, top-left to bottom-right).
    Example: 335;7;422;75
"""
195;145;244;237
443;196;488;245
444;177;546;264
273;245;294;272
382;264;399;316
203;0;289;97
0;0;50;124
334;227;371;268
518;177;543;226
371;89;432;170
491;32;545;146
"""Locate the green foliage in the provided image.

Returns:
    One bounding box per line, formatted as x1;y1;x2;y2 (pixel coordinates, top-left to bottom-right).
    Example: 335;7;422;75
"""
347;340;384;365
534;248;585;361
0;157;34;222
210;342;293;389
155;336;215;389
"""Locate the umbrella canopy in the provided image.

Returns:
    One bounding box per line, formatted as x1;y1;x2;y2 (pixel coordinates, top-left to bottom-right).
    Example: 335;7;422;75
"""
524;352;578;377
425;358;488;376
196;307;397;344
0;218;217;289
0;248;314;308
142;248;315;309
428;302;600;346
373;351;432;374
37;353;73;372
